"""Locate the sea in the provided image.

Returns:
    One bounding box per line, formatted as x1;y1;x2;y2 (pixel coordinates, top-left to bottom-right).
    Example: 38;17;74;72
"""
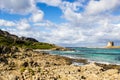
48;47;120;65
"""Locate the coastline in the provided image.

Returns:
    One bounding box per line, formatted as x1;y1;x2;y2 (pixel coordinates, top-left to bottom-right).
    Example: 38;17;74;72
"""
39;49;120;65
0;50;120;79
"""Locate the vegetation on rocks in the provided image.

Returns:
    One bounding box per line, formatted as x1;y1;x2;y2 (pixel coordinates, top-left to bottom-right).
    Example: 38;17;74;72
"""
0;29;58;51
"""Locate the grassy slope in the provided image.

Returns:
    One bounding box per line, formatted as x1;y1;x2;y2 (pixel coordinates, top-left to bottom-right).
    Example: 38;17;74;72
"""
0;35;56;49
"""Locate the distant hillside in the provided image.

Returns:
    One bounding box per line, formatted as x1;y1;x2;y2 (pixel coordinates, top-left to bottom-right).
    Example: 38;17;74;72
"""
0;29;56;49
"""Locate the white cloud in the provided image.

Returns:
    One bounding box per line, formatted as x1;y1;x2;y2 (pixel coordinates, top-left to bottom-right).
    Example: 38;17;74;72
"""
59;1;84;25
17;19;31;30
0;0;35;14
0;19;15;27
85;0;120;15
36;23;87;45
34;20;57;28
1;0;120;47
0;19;31;31
36;0;62;6
62;8;82;22
60;1;82;11
30;10;44;22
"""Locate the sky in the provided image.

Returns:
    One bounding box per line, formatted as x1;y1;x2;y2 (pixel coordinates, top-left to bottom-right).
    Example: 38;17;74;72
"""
0;0;120;47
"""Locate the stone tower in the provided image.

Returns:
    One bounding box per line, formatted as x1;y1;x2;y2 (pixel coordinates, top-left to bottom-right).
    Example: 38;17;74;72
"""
107;41;114;47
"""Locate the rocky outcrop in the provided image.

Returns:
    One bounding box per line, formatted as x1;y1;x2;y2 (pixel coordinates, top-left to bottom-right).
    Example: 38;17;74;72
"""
0;46;19;54
0;29;70;53
19;37;38;42
0;29;18;40
0;46;11;54
0;29;38;43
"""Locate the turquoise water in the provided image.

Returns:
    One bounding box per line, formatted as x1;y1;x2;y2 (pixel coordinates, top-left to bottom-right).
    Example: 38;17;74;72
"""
48;47;120;64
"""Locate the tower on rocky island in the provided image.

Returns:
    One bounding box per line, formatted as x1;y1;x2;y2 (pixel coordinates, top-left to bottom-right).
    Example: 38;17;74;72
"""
105;41;120;48
107;41;114;47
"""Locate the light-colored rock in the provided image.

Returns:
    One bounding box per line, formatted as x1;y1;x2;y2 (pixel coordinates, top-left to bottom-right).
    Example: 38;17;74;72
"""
0;50;120;80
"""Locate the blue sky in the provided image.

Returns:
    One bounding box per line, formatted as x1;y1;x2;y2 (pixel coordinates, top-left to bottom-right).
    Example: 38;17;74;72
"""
0;0;120;47
36;3;64;23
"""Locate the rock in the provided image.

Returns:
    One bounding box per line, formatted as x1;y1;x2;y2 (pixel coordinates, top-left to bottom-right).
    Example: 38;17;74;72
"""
8;75;19;80
0;46;11;54
104;69;118;75
0;57;8;64
11;46;19;53
0;50;120;80
24;48;33;52
81;76;86;79
0;46;19;54
22;62;29;67
19;37;38;42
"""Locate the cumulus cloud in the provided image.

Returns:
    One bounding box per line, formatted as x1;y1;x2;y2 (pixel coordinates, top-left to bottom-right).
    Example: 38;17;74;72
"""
36;0;62;6
85;0;120;15
0;19;31;31
0;19;15;27
62;8;82;22
60;1;83;11
0;0;35;14
16;19;31;30
59;1;84;25
30;10;44;22
34;20;57;27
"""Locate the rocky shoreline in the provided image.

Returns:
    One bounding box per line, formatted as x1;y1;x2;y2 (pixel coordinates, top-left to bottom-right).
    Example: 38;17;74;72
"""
0;50;120;80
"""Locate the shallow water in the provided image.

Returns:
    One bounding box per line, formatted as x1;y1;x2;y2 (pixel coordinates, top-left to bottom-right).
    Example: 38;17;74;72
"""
48;47;120;65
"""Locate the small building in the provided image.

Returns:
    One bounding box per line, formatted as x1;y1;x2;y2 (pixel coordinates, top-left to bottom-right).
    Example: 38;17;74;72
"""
107;41;114;47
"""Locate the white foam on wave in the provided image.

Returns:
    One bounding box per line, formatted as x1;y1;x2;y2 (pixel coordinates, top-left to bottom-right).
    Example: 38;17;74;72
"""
72;62;84;66
61;55;86;59
88;60;120;65
61;55;120;65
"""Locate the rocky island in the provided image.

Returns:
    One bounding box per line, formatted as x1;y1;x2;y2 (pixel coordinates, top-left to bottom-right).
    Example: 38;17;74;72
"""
0;30;120;80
